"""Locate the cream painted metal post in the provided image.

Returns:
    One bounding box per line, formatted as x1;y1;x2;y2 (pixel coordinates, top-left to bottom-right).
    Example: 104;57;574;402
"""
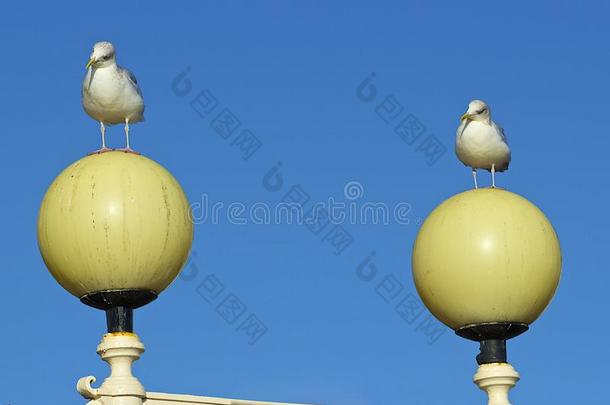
75;331;313;405
77;333;146;405
473;363;520;405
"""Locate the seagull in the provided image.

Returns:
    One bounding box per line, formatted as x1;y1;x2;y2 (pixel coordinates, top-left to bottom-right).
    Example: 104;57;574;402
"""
82;41;144;154
455;100;510;188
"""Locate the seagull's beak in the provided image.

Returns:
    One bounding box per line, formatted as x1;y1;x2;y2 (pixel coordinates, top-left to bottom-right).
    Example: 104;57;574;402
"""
460;113;472;121
86;58;96;69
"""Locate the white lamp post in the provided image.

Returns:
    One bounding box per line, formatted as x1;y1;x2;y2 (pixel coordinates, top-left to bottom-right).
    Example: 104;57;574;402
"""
412;188;562;404
38;151;309;405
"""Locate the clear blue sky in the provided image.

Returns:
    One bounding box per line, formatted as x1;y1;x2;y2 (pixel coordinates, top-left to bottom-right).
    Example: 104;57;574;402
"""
1;1;608;404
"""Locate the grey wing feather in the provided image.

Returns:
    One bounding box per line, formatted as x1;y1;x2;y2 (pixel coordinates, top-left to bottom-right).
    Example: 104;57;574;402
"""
119;66;143;96
494;122;509;144
494;122;511;171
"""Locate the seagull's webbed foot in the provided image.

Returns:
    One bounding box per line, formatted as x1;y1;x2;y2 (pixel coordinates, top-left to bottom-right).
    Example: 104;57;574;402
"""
116;147;141;155
87;147;114;155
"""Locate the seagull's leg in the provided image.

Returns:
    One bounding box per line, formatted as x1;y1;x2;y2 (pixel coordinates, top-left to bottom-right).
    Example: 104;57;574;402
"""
101;122;106;149
118;118;140;154
125;118;130;149
88;122;112;155
491;164;496;188
472;168;478;189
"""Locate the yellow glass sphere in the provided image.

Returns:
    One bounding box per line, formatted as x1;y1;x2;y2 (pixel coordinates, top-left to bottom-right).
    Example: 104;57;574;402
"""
37;151;194;299
412;188;561;330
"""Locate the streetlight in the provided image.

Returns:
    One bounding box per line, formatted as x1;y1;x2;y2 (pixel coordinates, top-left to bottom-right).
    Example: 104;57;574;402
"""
412;188;561;404
38;151;194;405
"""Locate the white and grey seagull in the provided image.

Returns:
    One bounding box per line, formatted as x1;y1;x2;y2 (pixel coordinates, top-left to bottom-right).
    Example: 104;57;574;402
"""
82;41;144;154
455;100;510;189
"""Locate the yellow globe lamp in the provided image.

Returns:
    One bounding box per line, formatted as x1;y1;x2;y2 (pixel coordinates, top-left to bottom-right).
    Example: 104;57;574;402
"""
38;151;194;332
412;188;561;364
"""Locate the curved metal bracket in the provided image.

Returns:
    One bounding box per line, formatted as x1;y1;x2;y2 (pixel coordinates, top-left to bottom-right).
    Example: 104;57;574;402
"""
77;375;101;399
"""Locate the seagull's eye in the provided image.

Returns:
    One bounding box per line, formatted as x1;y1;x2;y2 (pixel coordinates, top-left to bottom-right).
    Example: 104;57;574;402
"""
476;108;487;114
